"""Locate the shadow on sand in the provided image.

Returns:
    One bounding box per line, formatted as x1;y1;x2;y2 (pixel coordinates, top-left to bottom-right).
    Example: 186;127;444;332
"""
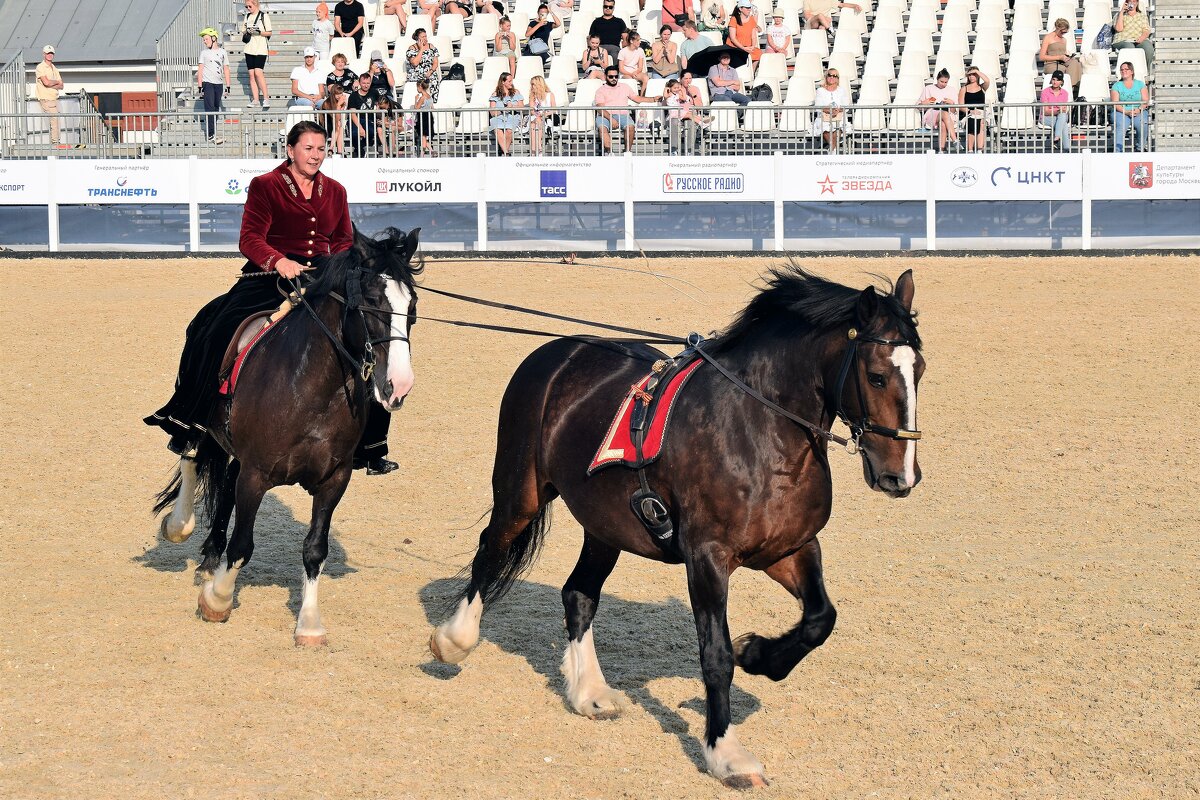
134;493;356;617
417;576;762;773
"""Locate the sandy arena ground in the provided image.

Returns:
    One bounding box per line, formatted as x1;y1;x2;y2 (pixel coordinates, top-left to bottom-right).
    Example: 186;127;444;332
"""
0;253;1197;799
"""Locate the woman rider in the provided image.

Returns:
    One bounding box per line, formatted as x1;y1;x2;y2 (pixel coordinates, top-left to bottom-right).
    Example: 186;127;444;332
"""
144;121;398;475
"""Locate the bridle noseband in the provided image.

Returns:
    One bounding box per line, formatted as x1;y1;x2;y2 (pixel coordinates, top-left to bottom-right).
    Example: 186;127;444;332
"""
831;327;923;453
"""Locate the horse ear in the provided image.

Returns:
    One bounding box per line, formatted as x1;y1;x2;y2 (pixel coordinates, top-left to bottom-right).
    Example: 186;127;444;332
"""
402;227;421;262
855;286;879;325
894;269;915;313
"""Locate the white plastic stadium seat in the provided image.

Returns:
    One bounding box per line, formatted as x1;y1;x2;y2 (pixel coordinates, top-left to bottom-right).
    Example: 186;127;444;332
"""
329;37;359;61
1114;49;1148;82
744;102;777;131
437;12;466;43
373;15;402;44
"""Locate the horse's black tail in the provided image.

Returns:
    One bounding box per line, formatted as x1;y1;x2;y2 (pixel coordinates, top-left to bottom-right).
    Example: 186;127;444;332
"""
151;437;231;522
463;503;553;610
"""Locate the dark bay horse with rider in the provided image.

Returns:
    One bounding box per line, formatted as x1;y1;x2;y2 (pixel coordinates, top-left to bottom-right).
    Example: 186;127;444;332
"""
146;121;422;644
431;267;923;787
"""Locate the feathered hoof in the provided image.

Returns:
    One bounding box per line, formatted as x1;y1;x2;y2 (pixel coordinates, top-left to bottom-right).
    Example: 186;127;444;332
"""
294;632;328;647
721;773;770;790
197;587;231;623
429;629;473;665
160;513;195;544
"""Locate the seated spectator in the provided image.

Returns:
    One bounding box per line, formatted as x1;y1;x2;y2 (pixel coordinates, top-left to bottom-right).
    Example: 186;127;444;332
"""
582;35;611;79
405;29;441;102
726;1;761;64
959;66;990;153
594;66;661;154
549;0;573;23
445;0;472;19
524;5;560;66
679;20;710;72
475;0;505;16
528;75;557;156
1040;69;1070;153
323;53;358;99
681;70;704;106
813;66;849;153
589;2;628;62
1111;61;1149;153
1113;0;1153;65
698;0;727;32
765;9;793;56
619;32;651;93
651;26;682;80
383;0;409;33
416;0;441;25
290;48;325;107
495;16;518;76
707;50;749;107
347;72;378;157
366;50;397;101
803;0;860;34
664;77;710;154
489;72;524;156
321;82;349;156
920;68;959;153
1040;18;1081;91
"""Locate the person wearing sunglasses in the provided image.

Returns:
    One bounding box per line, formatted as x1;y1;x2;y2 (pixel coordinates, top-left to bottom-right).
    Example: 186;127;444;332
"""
588;1;628;62
814;67;850;153
594;67;661;154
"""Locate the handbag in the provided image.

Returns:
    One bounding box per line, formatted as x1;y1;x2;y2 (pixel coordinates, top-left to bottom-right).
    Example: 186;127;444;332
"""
242;12;263;44
527;37;549;55
1093;23;1114;50
674;13;689;25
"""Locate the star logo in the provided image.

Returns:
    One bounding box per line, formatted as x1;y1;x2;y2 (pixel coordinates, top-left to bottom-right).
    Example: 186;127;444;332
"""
817;175;836;195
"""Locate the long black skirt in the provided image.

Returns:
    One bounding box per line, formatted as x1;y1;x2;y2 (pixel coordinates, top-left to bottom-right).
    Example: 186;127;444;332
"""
144;263;391;458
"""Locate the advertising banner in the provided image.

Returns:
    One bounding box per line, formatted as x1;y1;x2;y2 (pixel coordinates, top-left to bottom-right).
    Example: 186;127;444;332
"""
196;159;278;204
1090;153;1200;200
323;157;481;204
484;158;625;203
632;156;775;202
933;154;1083;200
54;160;190;204
0;161;50;205
785;155;927;201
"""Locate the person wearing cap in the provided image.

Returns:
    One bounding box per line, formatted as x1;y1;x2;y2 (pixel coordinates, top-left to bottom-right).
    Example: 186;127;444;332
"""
765;9;793;56
366;50;397;102
35;45;64;145
291;47;325;108
727;0;762;64
1039;69;1070;153
197;29;230;144
803;0;860;35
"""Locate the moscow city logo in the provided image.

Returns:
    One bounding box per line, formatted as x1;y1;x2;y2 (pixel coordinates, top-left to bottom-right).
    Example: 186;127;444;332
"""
1128;162;1152;189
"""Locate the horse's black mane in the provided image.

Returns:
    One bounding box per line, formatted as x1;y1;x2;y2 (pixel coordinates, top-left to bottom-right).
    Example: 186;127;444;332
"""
709;266;920;353
304;226;423;300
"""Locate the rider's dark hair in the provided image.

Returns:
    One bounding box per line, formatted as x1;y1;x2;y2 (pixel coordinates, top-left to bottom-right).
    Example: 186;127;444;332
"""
285;120;328;163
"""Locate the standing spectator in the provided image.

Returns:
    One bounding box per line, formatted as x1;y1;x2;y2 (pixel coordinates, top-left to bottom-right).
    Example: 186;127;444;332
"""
651;26;682;80
488;72;524;156
920;68;959;152
619;31;651;93
814;66;849;153
765;9;793;56
1111;61;1149;152
495;16;518;76
581;35;611;79
347;72;379;156
322;83;349;155
726;0;762;64
803;0;860;34
699;0;727;32
528;75;557;156
196;28;230;144
707;51;749;107
959;66;989;153
366;50;397;101
1039;18;1081;91
662;0;694;32
242;0;272;109
383;0;410;33
679;20;710;72
1040;69;1071;152
1113;0;1153;66
291;48;324;108
594;65;661;154
524;5;560;66
412;79;436;156
312;3;335;60
333;0;366;58
374;95;400;155
589;2;628;63
405;29;441;102
35;45;64;144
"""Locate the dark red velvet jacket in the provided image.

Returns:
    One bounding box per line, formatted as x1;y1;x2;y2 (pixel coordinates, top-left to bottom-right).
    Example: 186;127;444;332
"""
239;161;354;272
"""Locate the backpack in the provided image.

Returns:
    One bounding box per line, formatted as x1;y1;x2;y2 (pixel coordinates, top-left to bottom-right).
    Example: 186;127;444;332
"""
446;62;466;81
750;83;773;102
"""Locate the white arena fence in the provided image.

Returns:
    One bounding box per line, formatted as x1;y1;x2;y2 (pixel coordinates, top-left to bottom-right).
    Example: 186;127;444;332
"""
1;149;1196;251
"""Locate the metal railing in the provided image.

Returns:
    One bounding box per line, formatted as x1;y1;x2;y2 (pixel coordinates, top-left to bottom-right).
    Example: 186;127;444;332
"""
0;53;26;152
155;0;239;113
0;100;1163;159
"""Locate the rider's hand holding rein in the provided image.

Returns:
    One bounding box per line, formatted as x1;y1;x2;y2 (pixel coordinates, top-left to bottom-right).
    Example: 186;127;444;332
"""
274;257;307;279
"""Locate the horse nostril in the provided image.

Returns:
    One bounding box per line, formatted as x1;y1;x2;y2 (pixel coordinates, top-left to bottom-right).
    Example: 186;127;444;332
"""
384;380;394;397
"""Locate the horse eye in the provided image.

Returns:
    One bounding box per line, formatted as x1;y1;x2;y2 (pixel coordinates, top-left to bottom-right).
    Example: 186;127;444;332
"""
867;373;887;389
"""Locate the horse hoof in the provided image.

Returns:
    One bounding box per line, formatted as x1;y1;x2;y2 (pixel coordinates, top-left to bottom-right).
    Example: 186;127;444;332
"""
160;514;195;544
197;588;231;623
294;632;328;647
429;630;472;665
731;632;757;665
721;773;770;789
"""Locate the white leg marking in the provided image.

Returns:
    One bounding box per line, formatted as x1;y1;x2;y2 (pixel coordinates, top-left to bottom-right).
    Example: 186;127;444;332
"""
295;566;326;641
891;345;918;488
430;594;483;664
161;458;198;542
704;727;767;786
202;557;243;614
561;627;626;719
380;280;414;407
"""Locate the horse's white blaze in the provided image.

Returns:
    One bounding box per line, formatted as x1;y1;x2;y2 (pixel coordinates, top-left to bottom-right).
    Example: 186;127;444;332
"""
203;557;243;613
891;345;918;488
162;458;198;542
431;594;483;664
381;279;414;406
562;627;624;717
704;728;765;782
296;568;325;637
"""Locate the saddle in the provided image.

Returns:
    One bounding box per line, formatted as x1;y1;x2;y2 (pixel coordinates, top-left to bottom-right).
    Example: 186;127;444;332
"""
217;291;302;396
588;350;702;552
